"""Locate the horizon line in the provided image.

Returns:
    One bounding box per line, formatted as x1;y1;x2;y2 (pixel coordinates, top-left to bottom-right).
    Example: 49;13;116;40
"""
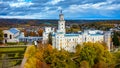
0;18;120;20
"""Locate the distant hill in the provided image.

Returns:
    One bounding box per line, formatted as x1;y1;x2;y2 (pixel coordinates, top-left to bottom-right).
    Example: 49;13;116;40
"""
0;18;120;27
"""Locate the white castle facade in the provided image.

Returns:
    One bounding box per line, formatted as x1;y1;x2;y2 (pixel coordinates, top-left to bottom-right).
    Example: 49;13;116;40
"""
3;28;42;43
3;28;24;43
43;12;111;52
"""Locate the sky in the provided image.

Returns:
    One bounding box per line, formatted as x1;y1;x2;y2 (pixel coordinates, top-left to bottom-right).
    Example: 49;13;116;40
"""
0;0;120;19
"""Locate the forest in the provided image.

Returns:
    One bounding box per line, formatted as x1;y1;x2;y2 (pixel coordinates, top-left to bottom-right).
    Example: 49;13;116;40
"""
24;42;120;68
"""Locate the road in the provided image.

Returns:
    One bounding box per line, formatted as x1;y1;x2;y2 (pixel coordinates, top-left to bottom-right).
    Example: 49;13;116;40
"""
20;57;27;68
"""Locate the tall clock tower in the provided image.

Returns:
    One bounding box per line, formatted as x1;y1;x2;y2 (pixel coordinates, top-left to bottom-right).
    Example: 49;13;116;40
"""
58;10;66;33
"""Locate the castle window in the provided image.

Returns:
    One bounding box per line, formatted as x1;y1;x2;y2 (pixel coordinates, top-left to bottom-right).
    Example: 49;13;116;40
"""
10;35;12;39
85;37;86;41
4;34;7;37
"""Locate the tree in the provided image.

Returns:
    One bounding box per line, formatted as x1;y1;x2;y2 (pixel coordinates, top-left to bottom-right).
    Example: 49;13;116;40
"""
42;44;76;68
22;30;28;37
75;44;82;55
75;42;113;67
29;31;37;36
0;29;3;44
24;42;114;68
93;61;108;68
113;51;120;68
79;42;96;66
37;29;43;36
112;31;120;47
80;60;89;68
49;49;75;68
48;33;52;45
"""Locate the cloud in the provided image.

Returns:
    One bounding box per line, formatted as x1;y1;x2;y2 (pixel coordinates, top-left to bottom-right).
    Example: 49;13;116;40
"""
0;10;59;19
0;0;120;19
0;14;43;19
46;0;64;5
18;0;32;2
44;7;51;11
9;2;33;8
0;15;32;19
64;1;120;14
62;0;120;18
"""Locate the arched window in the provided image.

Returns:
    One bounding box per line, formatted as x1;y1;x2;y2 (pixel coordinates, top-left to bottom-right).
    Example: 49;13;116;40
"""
10;35;12;39
4;34;7;37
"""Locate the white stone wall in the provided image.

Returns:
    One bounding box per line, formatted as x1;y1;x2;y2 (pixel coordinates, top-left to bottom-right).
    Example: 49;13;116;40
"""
42;27;54;44
3;30;20;43
104;32;111;51
7;39;19;43
3;30;13;39
58;20;65;33
45;27;52;33
52;32;106;52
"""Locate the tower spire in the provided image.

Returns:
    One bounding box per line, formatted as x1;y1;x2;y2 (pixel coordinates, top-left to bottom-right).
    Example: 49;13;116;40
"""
59;10;64;21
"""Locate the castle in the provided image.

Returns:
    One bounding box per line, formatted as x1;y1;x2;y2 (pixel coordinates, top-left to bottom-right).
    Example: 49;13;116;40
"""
3;28;24;43
3;28;42;43
43;11;111;52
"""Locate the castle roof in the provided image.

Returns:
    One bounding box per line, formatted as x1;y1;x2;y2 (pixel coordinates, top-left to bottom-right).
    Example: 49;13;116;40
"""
90;33;103;36
9;28;20;34
65;34;79;37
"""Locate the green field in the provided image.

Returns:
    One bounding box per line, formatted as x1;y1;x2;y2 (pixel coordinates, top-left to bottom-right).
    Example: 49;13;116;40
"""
0;46;27;68
0;46;26;53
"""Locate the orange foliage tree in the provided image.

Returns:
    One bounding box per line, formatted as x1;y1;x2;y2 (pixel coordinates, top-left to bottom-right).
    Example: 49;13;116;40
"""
37;29;43;36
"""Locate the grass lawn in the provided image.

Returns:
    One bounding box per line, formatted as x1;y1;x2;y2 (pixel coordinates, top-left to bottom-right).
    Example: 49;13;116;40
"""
0;46;27;68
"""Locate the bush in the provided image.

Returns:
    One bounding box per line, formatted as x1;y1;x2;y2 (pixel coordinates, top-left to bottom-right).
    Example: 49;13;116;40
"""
6;42;18;45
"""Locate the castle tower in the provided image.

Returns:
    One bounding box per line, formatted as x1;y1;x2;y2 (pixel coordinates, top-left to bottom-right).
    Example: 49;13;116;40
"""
42;27;54;44
104;31;111;51
58;10;66;33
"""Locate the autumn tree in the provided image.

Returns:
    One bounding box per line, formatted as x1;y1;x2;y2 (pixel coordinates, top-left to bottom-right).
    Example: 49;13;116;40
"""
24;42;114;68
80;60;89;68
93;61;108;68
112;31;120;47
0;29;3;44
29;31;37;36
79;42;96;66
37;29;43;36
75;44;82;55
22;30;28;37
42;44;76;68
49;49;76;68
76;42;113;67
48;33;52;45
113;51;120;68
